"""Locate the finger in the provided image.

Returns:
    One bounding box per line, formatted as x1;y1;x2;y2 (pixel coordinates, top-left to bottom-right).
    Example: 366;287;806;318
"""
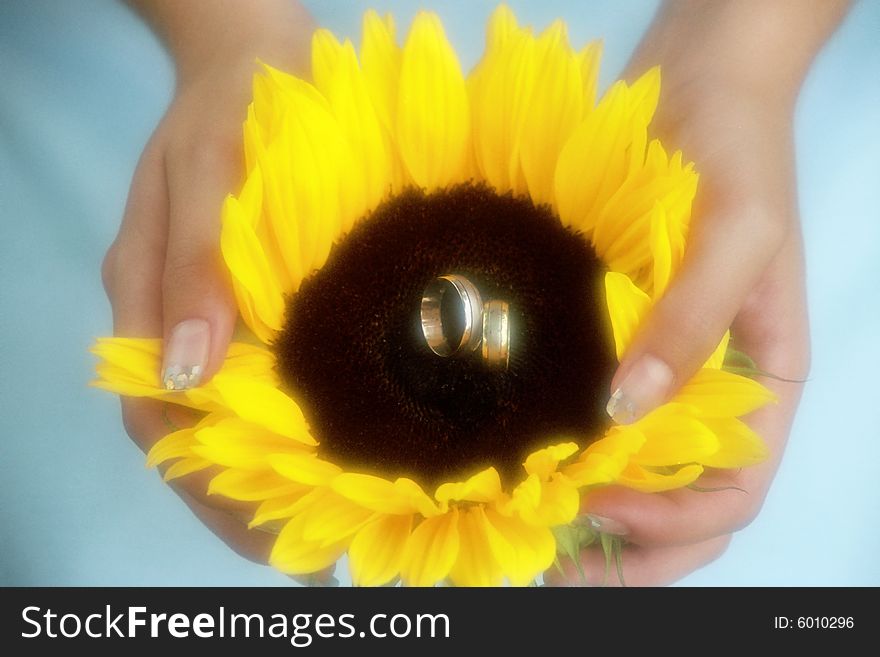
584;227;810;548
607;140;794;424
106;129;275;564
174;486;274;566
584;367;802;548
732;209;810;387
104;135;167;338
105;134;184;453
161;130;241;391
580;473;758;549
545;534;731;587
120;396;264;518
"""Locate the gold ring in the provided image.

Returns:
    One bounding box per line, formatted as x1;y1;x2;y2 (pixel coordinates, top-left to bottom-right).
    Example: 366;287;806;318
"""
481;299;510;368
420;274;484;357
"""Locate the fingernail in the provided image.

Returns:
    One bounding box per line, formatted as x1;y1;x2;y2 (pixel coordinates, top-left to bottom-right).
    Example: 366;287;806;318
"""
576;513;629;537
162;319;210;390
606;354;673;424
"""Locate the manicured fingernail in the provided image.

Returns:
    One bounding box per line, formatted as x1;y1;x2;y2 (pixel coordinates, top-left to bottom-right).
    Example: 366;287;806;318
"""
162;319;210;390
578;513;629;536
606;354;673;424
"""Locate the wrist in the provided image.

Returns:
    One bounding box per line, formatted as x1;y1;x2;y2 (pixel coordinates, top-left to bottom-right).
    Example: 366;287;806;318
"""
132;0;315;84
627;0;850;109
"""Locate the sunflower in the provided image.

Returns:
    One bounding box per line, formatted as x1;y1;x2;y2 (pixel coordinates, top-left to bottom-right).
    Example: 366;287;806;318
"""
91;5;775;587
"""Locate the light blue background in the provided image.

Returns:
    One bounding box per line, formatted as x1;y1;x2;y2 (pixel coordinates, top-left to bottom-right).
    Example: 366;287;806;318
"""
1;0;878;586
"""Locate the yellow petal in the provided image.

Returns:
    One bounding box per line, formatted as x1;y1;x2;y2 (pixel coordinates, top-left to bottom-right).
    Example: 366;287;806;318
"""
349;514;413;587
163;457;212;482
434;467;502;504
299;489;375;547
506;470;580;528
332;473;438;516
254;66;363;283
397;12;470;189
91;337;161;385
227;278;262;345
401;509;460;586
270;512;347;575
219;342;278;381
360;12;408;193
313;32;392;213
594;140;698;289
507;473;542;516
91;371;165;399
523;442;580;480
554;80;627;230
578;40;602;111
482;508;555;587
526;477;580;527
311;28;344;93
562;425;645;486
555;68;661;233
469;21;534;194
91;338;277;412
631;405;719;467
192;416;301;470
627;65;661;125
672;368;777;418
245;106;299;287
704;330;730;370
485;4;519;53
649;202;672;297
220;194;285;340
604;271;652;360
249;492;311;528
698;417;769;468
519;21;583;205
185;341;279;409
616;462;703;493
146;425;199;468
592;139;669;260
449;507;504;587
268;453;342;486
360;10;401;135
211;373;316;445
207;468;303;501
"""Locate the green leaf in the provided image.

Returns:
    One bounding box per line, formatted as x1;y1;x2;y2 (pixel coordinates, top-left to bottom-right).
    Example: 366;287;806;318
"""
723;347;806;383
687;483;748;494
161;403;181;431
552;525;579;561
552;524;586;585
576;524;598;549
600;532;613;587
723;347;758;370
613;537;626;587
553;556;565;578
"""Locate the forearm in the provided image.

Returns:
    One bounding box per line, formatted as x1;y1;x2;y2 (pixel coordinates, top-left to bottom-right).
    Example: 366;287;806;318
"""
127;0;315;81
630;0;851;106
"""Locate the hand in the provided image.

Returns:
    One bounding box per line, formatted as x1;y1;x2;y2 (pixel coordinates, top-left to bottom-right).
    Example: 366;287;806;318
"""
101;0;315;567
547;0;849;586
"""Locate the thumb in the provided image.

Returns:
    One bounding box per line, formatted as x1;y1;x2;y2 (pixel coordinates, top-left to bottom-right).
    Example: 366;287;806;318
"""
606;203;786;424
160;140;239;391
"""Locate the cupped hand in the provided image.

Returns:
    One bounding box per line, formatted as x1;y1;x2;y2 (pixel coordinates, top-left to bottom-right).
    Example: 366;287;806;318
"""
101;2;315;567
544;0;851;585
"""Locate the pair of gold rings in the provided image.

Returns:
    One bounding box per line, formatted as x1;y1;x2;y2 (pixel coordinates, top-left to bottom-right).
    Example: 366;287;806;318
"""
419;274;510;368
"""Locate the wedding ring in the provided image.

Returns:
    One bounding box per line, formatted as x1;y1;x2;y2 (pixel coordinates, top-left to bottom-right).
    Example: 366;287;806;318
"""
420;274;512;369
481;299;510;368
420;274;484;357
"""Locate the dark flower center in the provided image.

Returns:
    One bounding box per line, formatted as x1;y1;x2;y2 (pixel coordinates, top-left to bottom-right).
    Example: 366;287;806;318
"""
275;183;615;489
